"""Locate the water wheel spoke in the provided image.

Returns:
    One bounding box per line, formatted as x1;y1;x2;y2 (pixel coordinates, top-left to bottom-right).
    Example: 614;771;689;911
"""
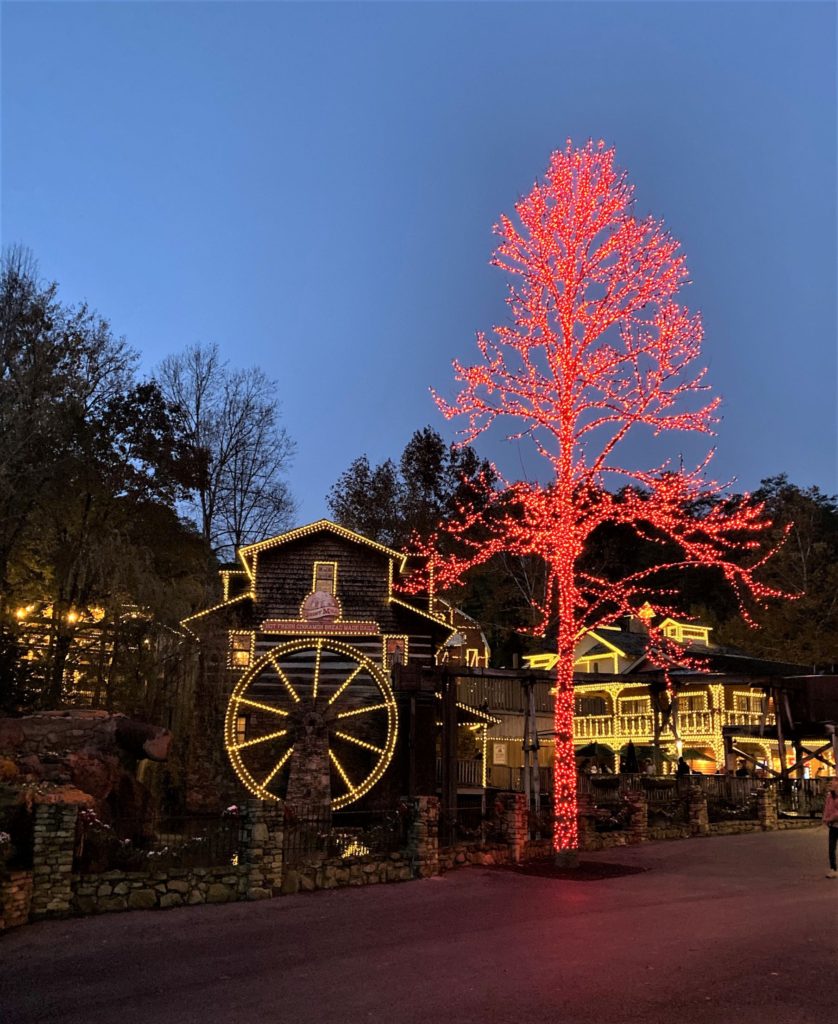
269;654;301;703
262;747;294;788
333;730;385;755
329;749;354;794
327;663;364;706
311;639;323;699
230;728;288;752
232;696;289;717
336;702;391;720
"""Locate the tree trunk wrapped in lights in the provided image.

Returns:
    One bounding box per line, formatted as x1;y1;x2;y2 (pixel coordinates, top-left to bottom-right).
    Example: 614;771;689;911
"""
405;140;790;862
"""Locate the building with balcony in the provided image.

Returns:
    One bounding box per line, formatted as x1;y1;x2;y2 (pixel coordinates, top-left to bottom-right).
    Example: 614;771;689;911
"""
452;611;820;790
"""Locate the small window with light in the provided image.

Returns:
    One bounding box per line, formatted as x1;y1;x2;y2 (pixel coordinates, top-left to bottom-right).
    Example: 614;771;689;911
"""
229;632;254;669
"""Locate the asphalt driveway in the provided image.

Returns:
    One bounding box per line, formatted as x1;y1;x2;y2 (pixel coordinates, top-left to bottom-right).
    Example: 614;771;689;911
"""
3;828;835;1024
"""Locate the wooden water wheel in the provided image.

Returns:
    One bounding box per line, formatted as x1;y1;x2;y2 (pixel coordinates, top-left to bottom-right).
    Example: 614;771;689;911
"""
224;638;398;809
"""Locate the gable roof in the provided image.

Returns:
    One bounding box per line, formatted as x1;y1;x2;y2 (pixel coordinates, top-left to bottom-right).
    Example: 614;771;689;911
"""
578;629;654;660
181;590;253;637
237;519;408;576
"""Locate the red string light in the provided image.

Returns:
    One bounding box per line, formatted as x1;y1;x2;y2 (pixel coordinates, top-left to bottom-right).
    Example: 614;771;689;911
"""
404;140;790;856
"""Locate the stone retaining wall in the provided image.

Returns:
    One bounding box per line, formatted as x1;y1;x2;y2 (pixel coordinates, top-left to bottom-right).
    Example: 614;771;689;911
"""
4;789;825;934
523;838;552;860
0;710;114;759
31;800;88;919
72;865;247;914
709;821;762;836
406;795;439;877
281;851;414;893
0;870;33;930
647;825;692;841
438;841;510;872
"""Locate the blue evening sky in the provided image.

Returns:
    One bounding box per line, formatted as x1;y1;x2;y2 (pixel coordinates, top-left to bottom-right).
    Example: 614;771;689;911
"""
2;1;836;523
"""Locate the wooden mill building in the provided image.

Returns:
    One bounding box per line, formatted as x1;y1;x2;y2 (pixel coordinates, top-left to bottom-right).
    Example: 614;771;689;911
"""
179;520;492;813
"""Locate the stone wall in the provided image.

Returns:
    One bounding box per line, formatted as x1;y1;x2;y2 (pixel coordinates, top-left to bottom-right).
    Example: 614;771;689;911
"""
647;825;692;841
31;796;90;919
240;799;284;899
281;851;414;893
523;838;552;861
0;710;115;759
72;865;246;913
501;792;527;863
0;870;33;930
7;788;825;935
438;841;511;872
778;818;821;830
709;821;761;836
757;788;777;830
573;784;825;850
405;795;439;877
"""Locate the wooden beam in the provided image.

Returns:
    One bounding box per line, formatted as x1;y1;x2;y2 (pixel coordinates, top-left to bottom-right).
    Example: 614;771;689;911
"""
796;742;834;772
723;732;737;774
774;686;788;781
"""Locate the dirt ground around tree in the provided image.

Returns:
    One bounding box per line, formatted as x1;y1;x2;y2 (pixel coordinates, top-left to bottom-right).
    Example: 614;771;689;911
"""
3;828;836;1024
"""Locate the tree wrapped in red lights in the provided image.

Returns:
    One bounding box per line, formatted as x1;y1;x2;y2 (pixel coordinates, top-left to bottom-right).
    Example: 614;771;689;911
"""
418;140;787;860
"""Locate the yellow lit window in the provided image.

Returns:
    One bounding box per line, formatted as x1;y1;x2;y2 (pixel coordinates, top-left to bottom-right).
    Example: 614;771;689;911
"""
576;696;607;716
230;633;253;669
620;697;650;716
734;692;764;714
383;635;408;669
314;562;337;594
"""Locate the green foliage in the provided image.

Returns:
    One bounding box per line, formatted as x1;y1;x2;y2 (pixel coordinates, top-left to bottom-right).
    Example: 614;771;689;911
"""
0;247;215;714
326;427;493;549
712;476;838;669
327;456;404;548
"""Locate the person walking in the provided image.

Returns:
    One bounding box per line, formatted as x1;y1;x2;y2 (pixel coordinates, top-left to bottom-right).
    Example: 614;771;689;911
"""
822;776;838;879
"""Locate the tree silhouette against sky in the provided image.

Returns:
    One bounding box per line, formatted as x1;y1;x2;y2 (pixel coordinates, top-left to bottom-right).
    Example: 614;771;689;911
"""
417;140;787;860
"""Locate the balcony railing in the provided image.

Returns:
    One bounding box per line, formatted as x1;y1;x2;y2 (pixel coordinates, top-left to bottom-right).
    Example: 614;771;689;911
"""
574;716;614;739
678;710;713;734
436;758;485;788
617;714;654;736
722;710;776;728
571;709;773;741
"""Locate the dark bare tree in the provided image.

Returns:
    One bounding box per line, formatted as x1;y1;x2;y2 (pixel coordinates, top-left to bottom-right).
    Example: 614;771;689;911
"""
157;343;296;559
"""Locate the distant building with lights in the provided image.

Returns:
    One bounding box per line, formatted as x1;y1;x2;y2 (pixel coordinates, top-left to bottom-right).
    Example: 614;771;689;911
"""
458;611;820;789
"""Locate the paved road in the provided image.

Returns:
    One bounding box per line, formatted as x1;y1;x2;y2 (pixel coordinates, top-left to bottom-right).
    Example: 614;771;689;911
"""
3;829;836;1024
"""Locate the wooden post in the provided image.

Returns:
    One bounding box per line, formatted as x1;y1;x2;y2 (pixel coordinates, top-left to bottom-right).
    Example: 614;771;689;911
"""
774;686;788;781
827;725;838;773
670;691;680;743
792;739;804;780
523;676;540;815
440;670;458;841
758;687;770;738
723;731;734;774
652;687;662;774
522;677;532;812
